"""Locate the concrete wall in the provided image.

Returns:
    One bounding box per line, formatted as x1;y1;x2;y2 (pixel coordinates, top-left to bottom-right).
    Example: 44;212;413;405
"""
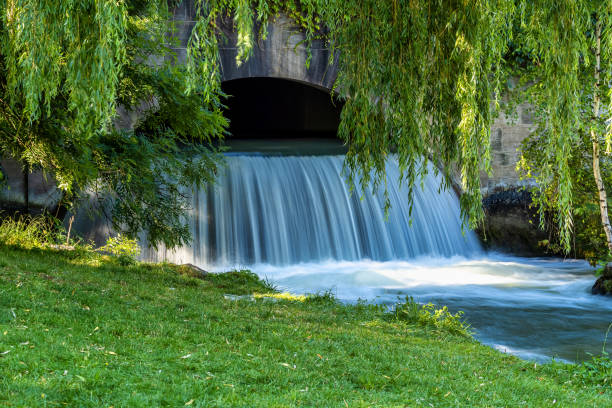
0;157;62;213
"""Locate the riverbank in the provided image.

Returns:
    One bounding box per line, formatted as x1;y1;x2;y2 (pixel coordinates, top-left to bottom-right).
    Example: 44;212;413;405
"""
0;245;610;406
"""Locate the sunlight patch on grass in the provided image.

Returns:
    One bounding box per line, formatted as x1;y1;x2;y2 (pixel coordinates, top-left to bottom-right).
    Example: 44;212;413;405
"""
254;292;308;302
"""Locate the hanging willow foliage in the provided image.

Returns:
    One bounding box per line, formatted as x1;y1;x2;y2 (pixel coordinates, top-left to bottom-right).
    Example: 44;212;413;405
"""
170;0;516;230
1;0;612;250
1;0;127;136
512;1;612;251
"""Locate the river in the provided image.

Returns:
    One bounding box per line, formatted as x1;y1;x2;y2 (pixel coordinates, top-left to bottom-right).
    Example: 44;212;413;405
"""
144;152;609;362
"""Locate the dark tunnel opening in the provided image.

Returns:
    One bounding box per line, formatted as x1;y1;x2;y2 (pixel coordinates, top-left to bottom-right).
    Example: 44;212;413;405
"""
221;77;344;140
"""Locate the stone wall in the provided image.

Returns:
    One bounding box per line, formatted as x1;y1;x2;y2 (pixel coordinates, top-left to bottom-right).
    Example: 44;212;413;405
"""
478;108;542;255
482;106;535;195
171;1;339;90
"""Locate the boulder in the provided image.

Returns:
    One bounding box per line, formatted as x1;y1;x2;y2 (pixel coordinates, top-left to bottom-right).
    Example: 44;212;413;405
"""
592;263;612;295
180;263;208;276
477;188;550;257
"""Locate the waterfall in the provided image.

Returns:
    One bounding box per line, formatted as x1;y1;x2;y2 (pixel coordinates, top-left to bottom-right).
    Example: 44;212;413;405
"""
144;155;481;268
143;154;612;362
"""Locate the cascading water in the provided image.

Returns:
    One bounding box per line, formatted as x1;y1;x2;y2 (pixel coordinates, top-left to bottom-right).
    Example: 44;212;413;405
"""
144;153;612;363
145;154;481;266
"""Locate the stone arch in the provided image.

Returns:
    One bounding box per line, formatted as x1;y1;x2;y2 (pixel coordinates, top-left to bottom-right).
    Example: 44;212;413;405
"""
171;2;339;91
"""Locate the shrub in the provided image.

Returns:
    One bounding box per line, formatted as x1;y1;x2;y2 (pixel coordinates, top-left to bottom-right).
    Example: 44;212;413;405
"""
305;289;337;304
98;234;141;266
575;352;612;386
549;351;612;388
392;296;472;337
568;323;612;387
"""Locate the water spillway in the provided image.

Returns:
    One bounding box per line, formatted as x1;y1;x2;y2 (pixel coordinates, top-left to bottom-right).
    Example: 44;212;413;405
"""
144;152;609;363
147;154;481;267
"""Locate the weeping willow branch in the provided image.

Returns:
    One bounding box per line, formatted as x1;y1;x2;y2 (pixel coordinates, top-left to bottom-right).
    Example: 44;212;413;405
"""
1;0;611;250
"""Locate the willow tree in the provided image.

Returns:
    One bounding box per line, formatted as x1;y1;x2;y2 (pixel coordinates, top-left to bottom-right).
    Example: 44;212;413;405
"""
186;0;516;228
513;1;612;258
2;0;612;251
0;0;228;247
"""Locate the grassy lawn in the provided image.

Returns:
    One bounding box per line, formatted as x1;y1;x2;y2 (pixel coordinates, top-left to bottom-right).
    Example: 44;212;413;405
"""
0;245;609;407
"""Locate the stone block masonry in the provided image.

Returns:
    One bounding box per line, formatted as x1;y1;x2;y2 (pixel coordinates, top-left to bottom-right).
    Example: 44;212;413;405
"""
482;105;535;195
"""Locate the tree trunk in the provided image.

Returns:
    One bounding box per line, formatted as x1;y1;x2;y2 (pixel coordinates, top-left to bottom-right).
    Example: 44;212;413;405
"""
23;162;29;214
591;21;612;254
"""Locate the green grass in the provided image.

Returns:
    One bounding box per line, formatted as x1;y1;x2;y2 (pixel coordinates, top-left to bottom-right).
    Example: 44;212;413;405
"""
0;245;610;407
0;215;57;249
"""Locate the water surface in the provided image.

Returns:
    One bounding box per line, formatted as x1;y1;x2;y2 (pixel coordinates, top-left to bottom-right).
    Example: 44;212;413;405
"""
249;255;606;362
144;154;609;362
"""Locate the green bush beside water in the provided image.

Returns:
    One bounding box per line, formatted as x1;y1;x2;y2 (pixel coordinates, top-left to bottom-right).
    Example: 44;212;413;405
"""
393;296;472;337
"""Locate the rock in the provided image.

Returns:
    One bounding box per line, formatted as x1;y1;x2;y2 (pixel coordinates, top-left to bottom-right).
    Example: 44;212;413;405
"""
478;188;550;257
181;263;208;275
223;294;255;302
592;263;612;295
592;277;611;295
49;244;76;251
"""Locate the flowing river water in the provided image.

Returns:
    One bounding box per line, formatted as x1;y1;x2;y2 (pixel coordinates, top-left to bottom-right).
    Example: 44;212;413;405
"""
144;153;611;362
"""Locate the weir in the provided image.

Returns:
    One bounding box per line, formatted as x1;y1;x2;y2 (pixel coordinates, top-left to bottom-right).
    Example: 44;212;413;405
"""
144;155;482;268
140;76;605;364
143;150;611;364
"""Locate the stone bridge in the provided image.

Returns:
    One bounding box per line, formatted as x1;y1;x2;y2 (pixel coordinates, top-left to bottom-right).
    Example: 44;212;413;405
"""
172;1;338;90
0;2;533;213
